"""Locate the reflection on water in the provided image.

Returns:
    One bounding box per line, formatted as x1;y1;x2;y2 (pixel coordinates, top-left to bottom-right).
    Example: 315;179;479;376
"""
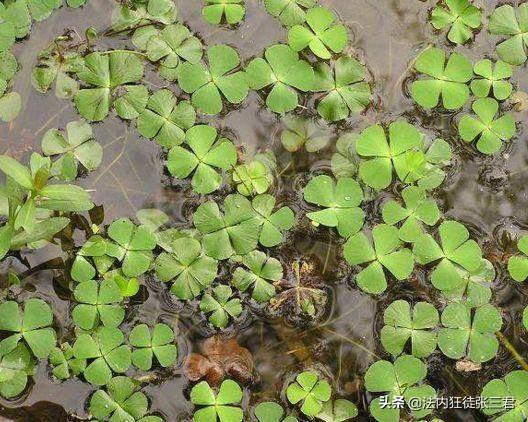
1;0;528;420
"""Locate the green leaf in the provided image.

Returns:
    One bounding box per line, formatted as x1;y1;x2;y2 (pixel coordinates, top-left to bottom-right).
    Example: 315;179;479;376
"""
252;194;294;247
129;323;177;370
0;155;33;190
191;379;243;422
203;0;245;25
264;0;316;27
286;371;331;417
280;115;331;152
232;160;273;197
481;370;528;420
508;234;528;282
471;59;512;100
431;0;482;44
200;285;242;328
316;399;358;422
489;4;528;65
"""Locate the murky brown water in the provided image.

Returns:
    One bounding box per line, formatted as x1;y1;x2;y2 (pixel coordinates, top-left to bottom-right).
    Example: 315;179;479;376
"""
1;0;528;420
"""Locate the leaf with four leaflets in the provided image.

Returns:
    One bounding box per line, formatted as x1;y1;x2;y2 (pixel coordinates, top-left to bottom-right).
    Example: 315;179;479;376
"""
331;133;359;178
286;371;331;417
438;303;502;363
200;285;243;328
508;234;528;282
304;175;364;238
264;0;316;27
246;44;314;114
344;224;414;294
191;379;244;422
129;323;177;371
481;370;528;420
111;0;177;32
459;98;516;155
0;343;32;399
252;194;294;247
203;0;245;25
49;343;86;380
167;125;236;194
411;47;472;109
288;7;348;59
489;4;528;65
232;160;273;197
316;399;358;422
471;59;513;101
280;115;331;153
178;44;248;115
431;0;482;44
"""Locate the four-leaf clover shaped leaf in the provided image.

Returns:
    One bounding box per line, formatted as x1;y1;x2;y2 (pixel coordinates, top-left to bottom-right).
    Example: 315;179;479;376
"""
246;44;314;114
411;47;472;110
107;218;157;277
193;194;260;260
232;160;273;196
0;299;56;360
481;370;528;421
508;234;528;282
178;44;249;115
438;303;502;363
167;125;237;195
232;250;282;303
313;57;371;122
137;89;196;148
489;4;528;66
73;326;131;386
381;299;439;358
471;59;513;100
264;0;317;27
0;343;32;399
200;285;243;328
286;371;331;417
72;279;125;331
356;120;423;190
413;220;482;291
203;0;245;25
49;343;86;380
288;7;348;59
344;224;415;294
382;186;440;243
41;120;102;181
129;323;177;371
74;51;144;121
155;236;218;300
191;379;243;422
431;0;482;45
280;115;331;153
252;194;295;247
365;355;436;422
458;98;516;155
303;175;364;238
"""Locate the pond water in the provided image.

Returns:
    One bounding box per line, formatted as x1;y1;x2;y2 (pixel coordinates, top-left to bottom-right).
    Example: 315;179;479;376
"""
1;0;528;420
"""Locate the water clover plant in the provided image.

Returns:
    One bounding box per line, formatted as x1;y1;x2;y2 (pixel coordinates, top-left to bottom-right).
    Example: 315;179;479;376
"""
137;89;196;148
154;236;218;300
251;194;294;247
331;133;359;178
0;299;56;359
380;300;439;358
286;371;331;417
288;7;348;59
111;0;177;32
381;186;440;243
411;47;472;110
41;120;102;181
89;376;160;421
430;0;482;44
413;221;482;291
132;23;203;81
191;379;243;421
364;355;436;421
232;251;282;303
107;218;157;277
200;285;243;328
508;234;528;282
458;98;516;155
438;303;502;363
49;343;86;380
74;51;144;121
73;326;131;386
313;57;371;122
178;44;248;115
264;0;316;27
481;371;528;420
280;115;330;153
316;399;359;422
245;44;314;114
203;0;245;25
470;59;513;101
193;194;260;260
129;323;177;371
489;3;528;66
0;343;33;399
71;279;125;331
254;402;298;422
303;175;364;238
355;120;423;190
167;125;237;194
344;224;414;294
232;160;273;197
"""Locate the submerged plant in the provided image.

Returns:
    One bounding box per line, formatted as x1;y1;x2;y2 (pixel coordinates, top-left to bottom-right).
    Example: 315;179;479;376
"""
190;379;244;422
286;371;331;417
232;160;274;197
508;234;528;282
178;44;248;115
380;300;439;358
331;133;359;178
458;98;516;155
200;285;243;328
411;47;472;110
288;7;348;59
280;115;331;153
129;323;177;371
470;59;513;101
431;0;482;44
251;194;295;248
344;224;414;294
203;0;245;25
303;175;364;238
489;3;528;66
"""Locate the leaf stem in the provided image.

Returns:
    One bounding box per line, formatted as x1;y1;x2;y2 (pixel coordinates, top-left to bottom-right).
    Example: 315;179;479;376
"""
496;331;528;371
99;49;148;58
